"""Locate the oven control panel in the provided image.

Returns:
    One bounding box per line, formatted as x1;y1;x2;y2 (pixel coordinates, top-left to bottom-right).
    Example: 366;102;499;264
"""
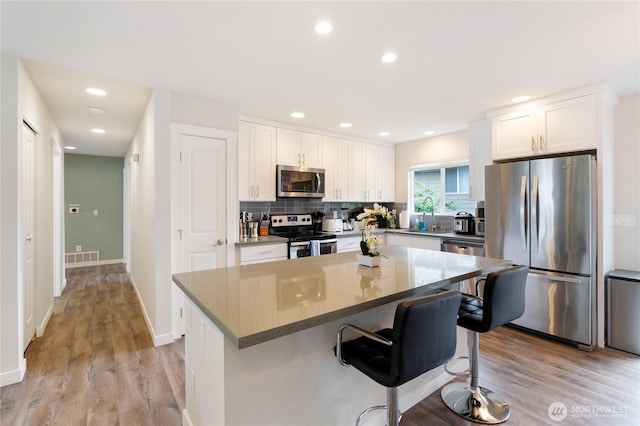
270;214;313;227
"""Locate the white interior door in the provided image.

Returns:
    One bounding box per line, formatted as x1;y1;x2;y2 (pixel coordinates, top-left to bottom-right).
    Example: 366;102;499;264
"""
21;123;35;351
178;134;227;272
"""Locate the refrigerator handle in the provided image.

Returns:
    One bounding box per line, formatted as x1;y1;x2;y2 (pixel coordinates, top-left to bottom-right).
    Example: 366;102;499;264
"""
532;174;539;253
520;175;527;252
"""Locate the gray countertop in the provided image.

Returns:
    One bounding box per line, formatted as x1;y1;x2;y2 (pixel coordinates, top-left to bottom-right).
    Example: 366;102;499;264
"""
173;246;509;349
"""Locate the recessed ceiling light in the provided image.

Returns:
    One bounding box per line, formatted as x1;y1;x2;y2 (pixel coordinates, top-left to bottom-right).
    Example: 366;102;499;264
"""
379;131;390;136
91;128;106;134
511;95;531;103
88;106;104;114
381;52;398;63
423;130;435;136
86;87;107;96
339;122;352;128
313;21;333;35
64;146;76;150
291;112;305;118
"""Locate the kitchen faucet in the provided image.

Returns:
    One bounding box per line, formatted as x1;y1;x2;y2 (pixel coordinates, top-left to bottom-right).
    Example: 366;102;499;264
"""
423;196;440;231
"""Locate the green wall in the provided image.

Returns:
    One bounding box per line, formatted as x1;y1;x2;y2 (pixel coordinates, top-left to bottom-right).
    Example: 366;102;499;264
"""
64;154;123;260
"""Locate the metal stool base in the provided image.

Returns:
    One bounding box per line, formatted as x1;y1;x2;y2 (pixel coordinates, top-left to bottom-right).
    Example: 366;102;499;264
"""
355;405;402;426
441;381;510;424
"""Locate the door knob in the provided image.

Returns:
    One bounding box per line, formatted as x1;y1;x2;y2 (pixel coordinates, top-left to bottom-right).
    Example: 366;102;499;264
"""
213;239;225;247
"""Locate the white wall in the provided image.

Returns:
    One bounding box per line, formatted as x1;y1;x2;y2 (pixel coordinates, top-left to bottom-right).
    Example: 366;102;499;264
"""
394;130;469;203
1;55;63;386
127;90;239;346
614;94;640;271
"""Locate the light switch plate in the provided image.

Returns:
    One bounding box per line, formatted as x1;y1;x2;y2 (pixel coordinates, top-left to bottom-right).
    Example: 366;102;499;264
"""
614;214;636;227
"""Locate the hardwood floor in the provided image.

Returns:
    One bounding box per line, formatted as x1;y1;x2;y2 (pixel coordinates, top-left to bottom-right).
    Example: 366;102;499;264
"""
0;264;185;426
2;265;638;425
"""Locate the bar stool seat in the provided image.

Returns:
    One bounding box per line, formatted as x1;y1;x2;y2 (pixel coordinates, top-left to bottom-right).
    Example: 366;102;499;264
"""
336;291;461;426
441;265;528;424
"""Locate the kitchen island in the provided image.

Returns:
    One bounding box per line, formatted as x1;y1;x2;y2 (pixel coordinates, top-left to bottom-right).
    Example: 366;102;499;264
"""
172;246;510;426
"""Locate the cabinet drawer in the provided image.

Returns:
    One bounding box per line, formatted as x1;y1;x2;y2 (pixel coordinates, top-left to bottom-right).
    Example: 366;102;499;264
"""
337;237;361;253
239;244;287;263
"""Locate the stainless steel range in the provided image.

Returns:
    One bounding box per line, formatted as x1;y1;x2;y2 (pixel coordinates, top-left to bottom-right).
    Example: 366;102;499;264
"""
270;214;337;259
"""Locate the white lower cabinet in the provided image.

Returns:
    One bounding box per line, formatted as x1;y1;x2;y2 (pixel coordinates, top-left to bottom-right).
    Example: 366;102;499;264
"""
337;236;362;253
386;233;441;251
236;243;288;265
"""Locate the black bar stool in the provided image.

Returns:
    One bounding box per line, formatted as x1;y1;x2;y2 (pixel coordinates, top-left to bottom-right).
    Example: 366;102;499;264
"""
336;291;462;426
441;265;528;424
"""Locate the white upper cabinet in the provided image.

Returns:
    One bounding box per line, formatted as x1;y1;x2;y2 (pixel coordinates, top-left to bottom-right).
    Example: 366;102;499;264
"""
322;137;352;201
351;141;395;202
376;145;395;202
276;128;322;168
492;94;597;160
239;121;277;201
468;119;492;201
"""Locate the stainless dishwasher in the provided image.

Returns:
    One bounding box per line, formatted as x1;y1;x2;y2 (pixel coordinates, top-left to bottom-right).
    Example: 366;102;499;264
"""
441;238;485;294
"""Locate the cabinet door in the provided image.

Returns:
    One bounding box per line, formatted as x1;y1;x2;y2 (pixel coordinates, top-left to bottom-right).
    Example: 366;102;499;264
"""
412;236;441;251
300;132;322;168
253;124;277;201
276;128;301;166
335;139;351;201
376;145;395;202
351;141;366;201
492;108;538;160
364;144;378;201
468;120;492;201
238;122;253;201
385;233;412;247
540;95;597;154
322;136;339;201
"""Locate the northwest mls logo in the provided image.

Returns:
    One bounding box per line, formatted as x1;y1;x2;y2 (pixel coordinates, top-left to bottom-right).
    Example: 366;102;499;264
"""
548;402;568;422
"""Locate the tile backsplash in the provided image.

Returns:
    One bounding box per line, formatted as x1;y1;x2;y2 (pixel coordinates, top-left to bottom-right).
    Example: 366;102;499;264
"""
239;200;455;231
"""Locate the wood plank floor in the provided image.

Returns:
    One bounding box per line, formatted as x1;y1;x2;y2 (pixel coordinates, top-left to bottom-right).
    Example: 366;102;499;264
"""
2;265;638;425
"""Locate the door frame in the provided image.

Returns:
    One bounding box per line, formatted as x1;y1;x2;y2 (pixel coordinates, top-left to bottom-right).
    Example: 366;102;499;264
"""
170;123;238;339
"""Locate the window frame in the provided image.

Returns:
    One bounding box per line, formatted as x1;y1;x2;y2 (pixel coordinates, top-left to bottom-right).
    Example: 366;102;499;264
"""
408;159;472;215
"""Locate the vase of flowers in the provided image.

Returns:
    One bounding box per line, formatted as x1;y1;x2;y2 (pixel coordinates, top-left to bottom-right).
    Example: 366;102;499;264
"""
356;203;395;266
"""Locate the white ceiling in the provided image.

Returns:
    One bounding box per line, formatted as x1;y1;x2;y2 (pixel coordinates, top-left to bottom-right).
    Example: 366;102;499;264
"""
2;1;638;157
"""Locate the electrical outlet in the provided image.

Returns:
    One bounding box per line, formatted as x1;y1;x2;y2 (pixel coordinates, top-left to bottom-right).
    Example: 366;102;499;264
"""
93;209;99;216
76;245;82;252
614;214;636;227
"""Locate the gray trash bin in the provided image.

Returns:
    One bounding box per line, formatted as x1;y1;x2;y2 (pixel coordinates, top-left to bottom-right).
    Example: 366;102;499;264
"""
606;269;640;355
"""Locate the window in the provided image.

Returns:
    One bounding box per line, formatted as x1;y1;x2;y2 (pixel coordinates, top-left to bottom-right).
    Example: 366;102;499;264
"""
410;162;476;214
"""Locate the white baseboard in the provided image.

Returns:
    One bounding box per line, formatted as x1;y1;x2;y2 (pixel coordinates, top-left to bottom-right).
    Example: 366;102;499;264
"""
0;357;26;387
65;258;125;269
36;305;54;337
129;276;176;347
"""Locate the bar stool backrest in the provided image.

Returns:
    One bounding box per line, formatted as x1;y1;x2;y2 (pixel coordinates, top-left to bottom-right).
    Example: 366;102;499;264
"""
479;265;529;332
391;291;462;387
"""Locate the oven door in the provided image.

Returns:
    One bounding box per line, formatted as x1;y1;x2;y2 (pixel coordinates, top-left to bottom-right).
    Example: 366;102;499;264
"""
289;239;337;258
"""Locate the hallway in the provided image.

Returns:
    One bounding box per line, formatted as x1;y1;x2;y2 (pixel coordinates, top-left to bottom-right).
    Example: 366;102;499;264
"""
0;264;185;425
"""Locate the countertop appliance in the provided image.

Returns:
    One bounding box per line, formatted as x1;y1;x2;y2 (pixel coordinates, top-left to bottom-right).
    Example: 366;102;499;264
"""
322;218;343;233
270;214;337;259
606;270;640;355
276;165;325;198
454;212;475;235
486;154;596;351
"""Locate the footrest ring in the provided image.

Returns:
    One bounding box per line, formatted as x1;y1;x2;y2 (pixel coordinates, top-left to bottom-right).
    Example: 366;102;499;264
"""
444;355;470;376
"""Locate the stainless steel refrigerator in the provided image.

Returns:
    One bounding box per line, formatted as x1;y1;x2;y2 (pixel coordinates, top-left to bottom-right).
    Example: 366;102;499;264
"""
485;154;596;351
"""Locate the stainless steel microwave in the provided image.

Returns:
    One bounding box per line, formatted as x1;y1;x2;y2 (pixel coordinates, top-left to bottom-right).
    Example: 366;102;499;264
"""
276;164;325;198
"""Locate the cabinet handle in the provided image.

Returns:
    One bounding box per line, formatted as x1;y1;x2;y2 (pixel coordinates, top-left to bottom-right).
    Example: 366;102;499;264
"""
256;185;260;198
298;153;301;164
339;189;342;199
539;135;545;151
379;190;382;200
531;136;536;151
250;185;254;198
302;153;306;165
